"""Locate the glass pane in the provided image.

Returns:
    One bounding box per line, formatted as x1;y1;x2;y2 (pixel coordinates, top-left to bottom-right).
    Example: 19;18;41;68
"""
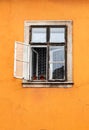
31;28;46;43
49;63;65;80
50;46;65;62
50;28;65;43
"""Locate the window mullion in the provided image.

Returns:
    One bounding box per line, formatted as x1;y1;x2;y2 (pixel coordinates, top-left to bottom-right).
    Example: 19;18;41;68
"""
47;27;50;42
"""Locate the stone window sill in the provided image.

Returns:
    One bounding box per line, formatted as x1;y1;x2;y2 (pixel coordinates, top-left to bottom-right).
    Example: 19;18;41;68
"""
22;81;74;88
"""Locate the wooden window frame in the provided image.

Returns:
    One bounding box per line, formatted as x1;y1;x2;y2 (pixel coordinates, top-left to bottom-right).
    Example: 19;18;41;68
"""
30;25;67;82
23;20;73;87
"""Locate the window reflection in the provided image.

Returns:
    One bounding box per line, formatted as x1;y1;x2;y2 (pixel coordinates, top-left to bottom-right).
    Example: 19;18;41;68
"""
50;46;65;62
53;64;64;79
50;63;65;80
31;28;46;43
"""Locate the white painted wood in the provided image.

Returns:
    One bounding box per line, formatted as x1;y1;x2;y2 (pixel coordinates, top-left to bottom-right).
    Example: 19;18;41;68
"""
23;44;30;80
24;25;30;80
14;41;30;80
14;41;24;79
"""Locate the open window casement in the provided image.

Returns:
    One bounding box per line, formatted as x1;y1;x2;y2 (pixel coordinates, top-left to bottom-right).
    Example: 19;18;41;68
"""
32;48;39;79
14;41;30;80
49;46;65;80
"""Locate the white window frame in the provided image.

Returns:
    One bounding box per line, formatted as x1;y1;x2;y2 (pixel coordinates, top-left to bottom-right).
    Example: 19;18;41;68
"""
21;20;73;87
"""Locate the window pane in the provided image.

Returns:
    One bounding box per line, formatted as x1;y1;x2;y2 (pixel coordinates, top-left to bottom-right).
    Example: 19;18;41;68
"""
49;46;65;62
49;63;65;80
50;28;65;43
31;28;46;43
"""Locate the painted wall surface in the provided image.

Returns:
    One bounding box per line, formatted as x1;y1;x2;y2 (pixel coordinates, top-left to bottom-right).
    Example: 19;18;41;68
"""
0;0;89;130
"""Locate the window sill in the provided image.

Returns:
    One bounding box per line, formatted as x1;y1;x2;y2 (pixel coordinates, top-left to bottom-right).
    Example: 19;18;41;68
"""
22;81;74;88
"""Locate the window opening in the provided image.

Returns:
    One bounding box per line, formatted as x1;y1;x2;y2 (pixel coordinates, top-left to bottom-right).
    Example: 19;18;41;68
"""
32;47;47;81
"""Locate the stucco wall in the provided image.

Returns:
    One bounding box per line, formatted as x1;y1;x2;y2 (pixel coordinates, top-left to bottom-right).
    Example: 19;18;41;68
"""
0;0;89;130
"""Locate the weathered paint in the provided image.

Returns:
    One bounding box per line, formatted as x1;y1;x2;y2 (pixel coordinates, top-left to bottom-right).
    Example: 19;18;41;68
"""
0;0;89;130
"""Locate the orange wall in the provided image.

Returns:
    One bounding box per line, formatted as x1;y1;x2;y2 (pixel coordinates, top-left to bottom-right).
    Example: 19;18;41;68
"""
0;0;89;130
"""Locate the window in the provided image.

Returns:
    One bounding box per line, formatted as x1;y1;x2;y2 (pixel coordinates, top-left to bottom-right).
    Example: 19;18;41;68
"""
14;21;73;87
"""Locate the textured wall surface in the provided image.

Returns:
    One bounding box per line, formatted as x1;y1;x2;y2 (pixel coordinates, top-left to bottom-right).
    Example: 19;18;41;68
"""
0;0;89;130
